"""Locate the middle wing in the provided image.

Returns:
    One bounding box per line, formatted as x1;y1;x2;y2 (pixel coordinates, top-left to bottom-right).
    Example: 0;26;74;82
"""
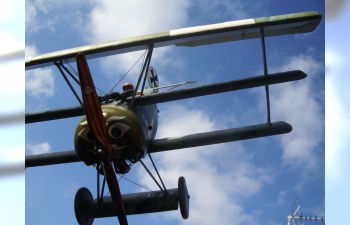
25;70;306;124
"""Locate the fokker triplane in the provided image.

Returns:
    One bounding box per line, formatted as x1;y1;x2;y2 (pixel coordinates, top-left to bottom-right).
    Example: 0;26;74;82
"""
25;11;322;225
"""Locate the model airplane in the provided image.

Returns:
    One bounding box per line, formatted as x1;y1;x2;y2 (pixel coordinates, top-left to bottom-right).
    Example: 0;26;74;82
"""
25;11;322;225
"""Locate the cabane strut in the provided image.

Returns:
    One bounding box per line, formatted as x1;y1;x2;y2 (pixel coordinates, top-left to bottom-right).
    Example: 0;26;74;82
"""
260;27;272;126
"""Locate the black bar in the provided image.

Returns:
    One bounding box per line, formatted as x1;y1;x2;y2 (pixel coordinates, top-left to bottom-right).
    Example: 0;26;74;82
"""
25;121;292;167
260;28;271;126
25;70;306;124
131;70;306;106
25;151;80;168
26;105;84;124
148;121;292;153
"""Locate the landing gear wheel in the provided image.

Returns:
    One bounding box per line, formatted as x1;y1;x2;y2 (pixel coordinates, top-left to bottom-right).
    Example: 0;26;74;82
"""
74;187;94;225
178;176;190;219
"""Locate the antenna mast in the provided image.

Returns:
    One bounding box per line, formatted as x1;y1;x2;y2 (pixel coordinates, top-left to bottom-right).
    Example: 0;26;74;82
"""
286;197;325;225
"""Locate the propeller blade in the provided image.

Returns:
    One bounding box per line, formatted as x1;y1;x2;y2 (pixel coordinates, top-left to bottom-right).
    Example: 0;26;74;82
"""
76;53;128;225
76;53;110;149
102;158;128;225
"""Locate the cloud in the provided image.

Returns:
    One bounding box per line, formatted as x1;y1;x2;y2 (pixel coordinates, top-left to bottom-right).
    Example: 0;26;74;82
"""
266;49;324;171
25;0;88;33
25;68;55;98
85;0;191;80
25;1;38;32
25;45;55;98
137;103;271;225
25;45;38;58
276;191;286;206
189;0;267;23
26;142;51;155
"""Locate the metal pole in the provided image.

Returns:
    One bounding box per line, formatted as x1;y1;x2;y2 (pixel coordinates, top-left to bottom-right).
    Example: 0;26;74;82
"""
140;44;154;95
140;160;166;196
54;62;84;108
97;166;100;204
100;176;106;202
60;63;80;85
148;153;168;194
260;28;271;126
130;45;153;107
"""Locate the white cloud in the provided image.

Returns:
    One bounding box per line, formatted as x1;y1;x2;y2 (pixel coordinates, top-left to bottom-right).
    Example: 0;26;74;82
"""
26;142;51;155
137;103;271;225
25;45;55;98
267;50;324;170
25;1;38;32
25;45;38;57
276;191;286;206
86;0;191;78
25;0;88;33
190;0;264;22
26;68;55;98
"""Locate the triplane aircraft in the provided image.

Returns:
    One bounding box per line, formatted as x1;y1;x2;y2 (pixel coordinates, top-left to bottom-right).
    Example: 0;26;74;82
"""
25;11;322;225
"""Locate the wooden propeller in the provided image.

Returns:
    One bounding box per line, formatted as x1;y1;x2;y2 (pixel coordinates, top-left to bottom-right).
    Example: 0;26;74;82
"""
76;53;128;225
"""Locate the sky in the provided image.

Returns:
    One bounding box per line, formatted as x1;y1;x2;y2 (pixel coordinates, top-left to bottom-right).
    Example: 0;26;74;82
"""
23;1;327;225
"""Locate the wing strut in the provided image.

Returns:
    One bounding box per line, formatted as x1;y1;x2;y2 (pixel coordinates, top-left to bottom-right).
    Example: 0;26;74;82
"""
260;27;271;126
148;153;168;194
54;61;84;108
130;44;154;107
140;159;167;196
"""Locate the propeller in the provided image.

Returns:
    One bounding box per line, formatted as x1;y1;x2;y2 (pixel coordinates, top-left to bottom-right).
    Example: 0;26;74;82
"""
76;53;128;225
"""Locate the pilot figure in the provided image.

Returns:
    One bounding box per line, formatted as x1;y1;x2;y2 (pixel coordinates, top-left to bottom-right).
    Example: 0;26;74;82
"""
117;83;134;101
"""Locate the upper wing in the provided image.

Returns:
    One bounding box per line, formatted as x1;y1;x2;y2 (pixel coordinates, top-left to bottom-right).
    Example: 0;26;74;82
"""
25;11;322;71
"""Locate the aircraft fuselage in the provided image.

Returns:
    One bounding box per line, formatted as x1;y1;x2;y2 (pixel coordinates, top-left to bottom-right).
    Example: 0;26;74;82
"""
74;101;158;167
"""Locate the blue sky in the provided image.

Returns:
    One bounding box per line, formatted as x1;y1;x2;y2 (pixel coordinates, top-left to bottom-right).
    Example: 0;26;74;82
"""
25;1;325;225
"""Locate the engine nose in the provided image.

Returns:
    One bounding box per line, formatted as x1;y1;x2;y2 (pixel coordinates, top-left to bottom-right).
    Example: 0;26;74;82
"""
74;104;148;166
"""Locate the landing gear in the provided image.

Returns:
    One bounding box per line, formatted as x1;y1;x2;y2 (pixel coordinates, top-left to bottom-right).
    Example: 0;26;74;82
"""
74;187;94;225
178;176;190;219
74;176;190;223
